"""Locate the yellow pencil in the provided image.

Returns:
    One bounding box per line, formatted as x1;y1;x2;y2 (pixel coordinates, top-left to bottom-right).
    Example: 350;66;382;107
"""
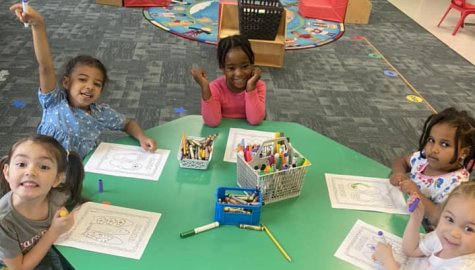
263;225;292;262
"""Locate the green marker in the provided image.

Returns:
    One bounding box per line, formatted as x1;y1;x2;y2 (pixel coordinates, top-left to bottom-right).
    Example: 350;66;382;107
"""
180;221;220;238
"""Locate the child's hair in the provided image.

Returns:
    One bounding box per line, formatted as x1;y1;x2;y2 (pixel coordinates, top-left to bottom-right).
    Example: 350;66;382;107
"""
0;135;84;206
62;55;109;86
217;35;254;69
442;181;475;209
418;107;475;172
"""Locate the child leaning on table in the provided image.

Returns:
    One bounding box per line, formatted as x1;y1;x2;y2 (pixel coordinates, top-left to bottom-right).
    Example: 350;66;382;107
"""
191;35;266;127
389;107;475;226
373;182;475;270
0;135;84;270
10;3;157;158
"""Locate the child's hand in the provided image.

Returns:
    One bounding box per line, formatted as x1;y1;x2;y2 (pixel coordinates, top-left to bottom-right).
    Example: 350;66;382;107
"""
139;136;157;153
49;207;74;238
400;179;418;195
191;67;209;87
246;67;261;91
407;192;425;220
373;243;398;267
10;3;44;27
389;172;407;187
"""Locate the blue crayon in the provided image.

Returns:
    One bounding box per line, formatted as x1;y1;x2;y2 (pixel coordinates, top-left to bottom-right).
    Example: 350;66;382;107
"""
408;198;420;213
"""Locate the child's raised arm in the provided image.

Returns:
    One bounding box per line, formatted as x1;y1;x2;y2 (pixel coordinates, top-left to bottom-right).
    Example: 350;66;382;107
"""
1;208;74;270
10;3;56;94
402;194;426;257
389;153;412;186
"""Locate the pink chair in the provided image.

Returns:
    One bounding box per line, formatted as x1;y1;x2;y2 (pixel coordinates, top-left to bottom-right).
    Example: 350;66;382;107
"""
298;0;348;22
437;0;475;35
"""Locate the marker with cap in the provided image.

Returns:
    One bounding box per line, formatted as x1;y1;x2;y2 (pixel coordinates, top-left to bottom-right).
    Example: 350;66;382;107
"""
408;198;420;213
377;230;387;244
180;221;220;238
98;179;104;193
21;0;29;27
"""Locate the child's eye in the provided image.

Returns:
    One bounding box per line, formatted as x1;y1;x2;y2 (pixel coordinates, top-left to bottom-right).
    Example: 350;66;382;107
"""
441;142;450;148
39;164;51;170
15;162;26;168
427;138;435;144
444;216;454;223
464;226;474;232
79;78;87;82
94;82;103;88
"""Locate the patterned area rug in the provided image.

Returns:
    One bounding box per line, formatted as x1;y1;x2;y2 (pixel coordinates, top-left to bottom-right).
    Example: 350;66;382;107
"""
143;0;344;50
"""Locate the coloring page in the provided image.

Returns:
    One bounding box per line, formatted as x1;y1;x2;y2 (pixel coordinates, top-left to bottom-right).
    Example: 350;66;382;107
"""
335;220;426;270
55;202;161;259
224;128;275;163
84;143;170;181
325;173;409;214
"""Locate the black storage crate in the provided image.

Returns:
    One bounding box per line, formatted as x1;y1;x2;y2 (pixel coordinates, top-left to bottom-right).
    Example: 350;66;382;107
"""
238;0;284;40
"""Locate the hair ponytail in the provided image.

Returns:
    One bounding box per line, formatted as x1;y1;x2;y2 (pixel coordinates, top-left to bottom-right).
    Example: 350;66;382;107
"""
62;151;85;206
0;155;11;197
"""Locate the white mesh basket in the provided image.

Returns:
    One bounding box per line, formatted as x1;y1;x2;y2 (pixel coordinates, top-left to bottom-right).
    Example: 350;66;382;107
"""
236;137;311;204
177;136;213;170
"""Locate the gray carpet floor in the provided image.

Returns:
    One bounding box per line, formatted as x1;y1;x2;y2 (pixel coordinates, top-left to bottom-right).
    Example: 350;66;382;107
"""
0;0;474;168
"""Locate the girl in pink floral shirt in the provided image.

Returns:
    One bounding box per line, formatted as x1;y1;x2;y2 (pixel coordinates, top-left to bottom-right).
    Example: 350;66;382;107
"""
389;107;475;225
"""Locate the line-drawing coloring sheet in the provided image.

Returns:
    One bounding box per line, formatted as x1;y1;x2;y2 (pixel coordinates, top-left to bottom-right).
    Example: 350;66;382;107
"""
223;128;275;163
84;142;170;181
56;202;161;259
335;220;426;270
325;173;409;214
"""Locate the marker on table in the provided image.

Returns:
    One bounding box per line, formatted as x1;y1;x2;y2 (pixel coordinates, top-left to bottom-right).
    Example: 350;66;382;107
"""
98;179;104;193
239;224;264;231
180;221;220;238
22;0;29;28
408;197;420;213
377;230;387;244
263;225;292;262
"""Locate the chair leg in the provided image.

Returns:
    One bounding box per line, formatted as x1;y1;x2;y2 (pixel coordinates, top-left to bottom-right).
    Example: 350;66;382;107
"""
452;16;465;35
438;6;453;27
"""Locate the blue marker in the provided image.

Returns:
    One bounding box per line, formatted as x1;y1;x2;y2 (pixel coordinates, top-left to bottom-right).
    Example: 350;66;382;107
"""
377;231;387;244
22;0;29;28
409;198;420;213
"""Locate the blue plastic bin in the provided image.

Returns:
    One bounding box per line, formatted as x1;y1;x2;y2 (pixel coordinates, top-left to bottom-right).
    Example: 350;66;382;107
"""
214;186;262;225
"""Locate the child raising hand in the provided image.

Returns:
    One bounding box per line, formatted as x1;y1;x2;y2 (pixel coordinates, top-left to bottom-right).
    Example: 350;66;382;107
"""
191;35;266;127
10;3;157;158
389;107;475;226
374;185;475;269
0;135;85;270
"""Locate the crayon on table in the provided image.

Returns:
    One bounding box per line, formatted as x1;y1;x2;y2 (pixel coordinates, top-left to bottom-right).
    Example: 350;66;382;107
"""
239;224;264;231
263;225;292;262
180;221;220;238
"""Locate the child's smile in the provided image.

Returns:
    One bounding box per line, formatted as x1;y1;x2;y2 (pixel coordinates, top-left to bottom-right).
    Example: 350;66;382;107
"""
436;195;475;258
223;48;253;93
63;64;104;111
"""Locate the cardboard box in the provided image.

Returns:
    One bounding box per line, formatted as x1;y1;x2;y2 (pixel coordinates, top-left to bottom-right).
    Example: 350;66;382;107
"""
96;0;123;7
345;0;372;24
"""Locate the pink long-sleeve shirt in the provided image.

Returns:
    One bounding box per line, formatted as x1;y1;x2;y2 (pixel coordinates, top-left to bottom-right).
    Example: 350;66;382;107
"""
201;76;266;127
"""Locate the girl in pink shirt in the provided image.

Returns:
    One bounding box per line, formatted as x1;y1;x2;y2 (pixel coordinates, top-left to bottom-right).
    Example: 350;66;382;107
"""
191;35;266;127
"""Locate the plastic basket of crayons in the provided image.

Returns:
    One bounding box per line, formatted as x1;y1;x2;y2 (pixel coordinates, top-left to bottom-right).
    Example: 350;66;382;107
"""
177;133;216;170
236;137;311;204
214;186;262;225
